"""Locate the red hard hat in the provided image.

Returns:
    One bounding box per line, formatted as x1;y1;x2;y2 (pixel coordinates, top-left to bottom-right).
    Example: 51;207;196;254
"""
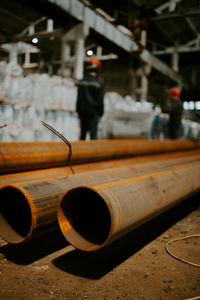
87;58;102;71
170;88;181;96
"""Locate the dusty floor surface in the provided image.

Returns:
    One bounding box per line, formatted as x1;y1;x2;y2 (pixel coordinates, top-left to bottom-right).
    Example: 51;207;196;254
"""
0;193;200;300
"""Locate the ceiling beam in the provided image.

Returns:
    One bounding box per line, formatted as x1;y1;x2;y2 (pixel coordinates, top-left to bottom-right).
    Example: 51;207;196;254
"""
185;18;200;38
20;16;47;35
0;29;61;44
155;0;183;14
140;49;183;85
153;40;200;55
152;9;200;21
48;0;183;84
154;22;176;45
0;7;28;24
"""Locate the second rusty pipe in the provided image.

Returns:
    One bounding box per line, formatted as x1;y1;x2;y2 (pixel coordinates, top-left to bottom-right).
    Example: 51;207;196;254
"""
1;149;200;186
1;139;200;174
0;152;200;244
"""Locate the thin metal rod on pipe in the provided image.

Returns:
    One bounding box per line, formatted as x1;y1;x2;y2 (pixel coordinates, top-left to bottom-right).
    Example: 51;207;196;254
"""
58;161;200;251
0;153;200;244
1;139;200;174
41;121;74;174
1;149;200;186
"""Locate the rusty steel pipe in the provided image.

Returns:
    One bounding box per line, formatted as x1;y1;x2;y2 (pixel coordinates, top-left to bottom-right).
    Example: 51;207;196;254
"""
1;139;200;174
58;161;200;251
0;153;200;244
1;149;200;186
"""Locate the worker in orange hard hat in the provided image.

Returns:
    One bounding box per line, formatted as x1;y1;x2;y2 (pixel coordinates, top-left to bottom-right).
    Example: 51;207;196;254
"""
76;58;104;140
87;58;102;72
165;87;183;139
170;88;181;98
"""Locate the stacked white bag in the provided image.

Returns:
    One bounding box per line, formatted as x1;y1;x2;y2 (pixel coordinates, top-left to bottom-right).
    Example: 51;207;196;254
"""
0;62;79;141
98;92;154;139
2;62;198;142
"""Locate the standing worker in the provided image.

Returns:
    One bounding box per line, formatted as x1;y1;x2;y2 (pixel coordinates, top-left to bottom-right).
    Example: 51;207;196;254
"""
76;58;104;140
166;88;183;139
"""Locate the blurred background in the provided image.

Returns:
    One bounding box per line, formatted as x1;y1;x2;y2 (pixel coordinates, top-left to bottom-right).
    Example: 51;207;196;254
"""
0;0;200;141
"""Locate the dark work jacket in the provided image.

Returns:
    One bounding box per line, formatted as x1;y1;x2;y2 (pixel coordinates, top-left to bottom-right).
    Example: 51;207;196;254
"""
76;75;104;118
169;101;183;128
163;100;183;127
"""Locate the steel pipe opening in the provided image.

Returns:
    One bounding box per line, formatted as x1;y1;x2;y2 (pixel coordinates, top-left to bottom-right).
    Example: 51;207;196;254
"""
0;186;32;244
58;187;111;251
58;161;200;252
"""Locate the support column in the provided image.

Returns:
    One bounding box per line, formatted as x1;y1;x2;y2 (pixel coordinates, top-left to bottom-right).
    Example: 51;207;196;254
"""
61;40;71;76
47;19;53;32
9;43;18;63
74;38;85;79
96;46;102;57
60;23;89;79
140;30;149;101
140;64;151;102
171;49;179;72
24;47;31;66
141;30;147;47
140;72;148;101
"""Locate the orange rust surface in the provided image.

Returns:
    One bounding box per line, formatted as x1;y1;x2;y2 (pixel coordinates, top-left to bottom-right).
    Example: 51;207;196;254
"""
0;149;200;186
58;161;200;251
1;152;200;244
0;139;200;174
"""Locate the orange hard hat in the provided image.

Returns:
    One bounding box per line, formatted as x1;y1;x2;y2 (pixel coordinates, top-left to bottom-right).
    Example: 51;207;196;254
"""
170;88;181;96
87;58;102;71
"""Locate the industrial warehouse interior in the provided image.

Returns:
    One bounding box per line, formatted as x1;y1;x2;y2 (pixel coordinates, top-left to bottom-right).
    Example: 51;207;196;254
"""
0;0;200;299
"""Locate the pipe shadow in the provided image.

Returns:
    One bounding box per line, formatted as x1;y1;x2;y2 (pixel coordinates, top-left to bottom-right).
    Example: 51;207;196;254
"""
52;192;200;279
0;224;68;265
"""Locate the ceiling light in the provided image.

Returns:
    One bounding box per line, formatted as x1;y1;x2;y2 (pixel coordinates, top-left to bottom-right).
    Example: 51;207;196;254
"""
32;38;38;44
87;50;93;56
